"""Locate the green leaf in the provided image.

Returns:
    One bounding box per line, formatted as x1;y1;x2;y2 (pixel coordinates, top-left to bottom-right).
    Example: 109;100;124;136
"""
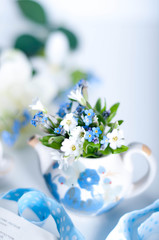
106;103;120;123
83;151;101;158
106;112;116;123
107;120;124;133
99;124;104;134
43;127;54;134
17;0;47;25
57;27;78;50
110;103;120;114
94;98;101;112
83;140;89;153
83;141;100;154
107;121;119;129
118;120;124;126
56;118;62;124
71;70;87;85
40;135;64;149
101;99;106;113
112;145;129;154
99;146;112;155
82;86;88;102
47;118;56;128
14;34;44;57
86;101;92;109
97;114;106;125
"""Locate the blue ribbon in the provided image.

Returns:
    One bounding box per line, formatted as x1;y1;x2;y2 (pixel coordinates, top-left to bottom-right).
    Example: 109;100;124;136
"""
106;199;159;240
1;188;159;240
1;110;31;146
0;188;84;240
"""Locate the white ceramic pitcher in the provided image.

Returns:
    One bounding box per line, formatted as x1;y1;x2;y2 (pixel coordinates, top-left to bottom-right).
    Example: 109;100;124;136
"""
29;136;156;216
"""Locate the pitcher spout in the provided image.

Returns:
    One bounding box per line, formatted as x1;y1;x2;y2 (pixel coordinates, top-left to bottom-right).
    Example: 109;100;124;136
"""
28;135;54;174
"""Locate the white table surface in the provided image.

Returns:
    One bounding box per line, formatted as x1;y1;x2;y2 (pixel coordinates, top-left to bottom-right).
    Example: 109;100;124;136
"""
0;146;159;240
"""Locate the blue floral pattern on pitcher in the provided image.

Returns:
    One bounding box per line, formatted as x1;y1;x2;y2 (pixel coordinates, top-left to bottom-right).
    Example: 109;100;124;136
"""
44;164;122;215
62;187;104;214
78;169;100;191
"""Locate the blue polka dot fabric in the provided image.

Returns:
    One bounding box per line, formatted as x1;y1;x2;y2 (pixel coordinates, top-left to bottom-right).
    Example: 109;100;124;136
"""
106;199;159;240
0;188;85;240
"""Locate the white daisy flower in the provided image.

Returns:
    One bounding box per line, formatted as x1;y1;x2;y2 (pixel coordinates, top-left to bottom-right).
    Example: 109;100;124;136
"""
70;126;86;143
61;138;82;157
60;113;77;132
29;98;47;113
107;129;124;150
68;87;86;106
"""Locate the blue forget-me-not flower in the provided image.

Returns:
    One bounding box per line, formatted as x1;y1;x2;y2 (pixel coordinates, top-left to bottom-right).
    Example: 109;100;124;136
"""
92;127;102;137
31;111;47;127
84;109;95;118
85;130;95;142
100;136;109;150
83;116;92;126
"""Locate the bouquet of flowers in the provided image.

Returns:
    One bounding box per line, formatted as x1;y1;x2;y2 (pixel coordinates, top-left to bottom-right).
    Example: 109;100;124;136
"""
30;80;128;168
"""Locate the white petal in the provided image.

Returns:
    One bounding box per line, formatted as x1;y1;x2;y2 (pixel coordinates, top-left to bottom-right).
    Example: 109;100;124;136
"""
107;132;112;139
110;142;117;150
112;129;118;137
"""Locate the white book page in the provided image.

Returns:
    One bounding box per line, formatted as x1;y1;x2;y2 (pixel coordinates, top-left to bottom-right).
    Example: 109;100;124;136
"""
0;207;57;240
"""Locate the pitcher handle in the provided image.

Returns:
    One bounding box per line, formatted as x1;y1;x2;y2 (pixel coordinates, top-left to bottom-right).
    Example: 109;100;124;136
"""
122;142;157;198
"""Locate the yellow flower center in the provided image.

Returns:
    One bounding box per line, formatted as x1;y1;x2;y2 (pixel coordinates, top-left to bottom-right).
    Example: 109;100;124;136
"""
57;130;59;132
89;134;92;138
66;120;71;125
113;136;118;142
95;130;98;133
72;145;76;151
88;113;91;116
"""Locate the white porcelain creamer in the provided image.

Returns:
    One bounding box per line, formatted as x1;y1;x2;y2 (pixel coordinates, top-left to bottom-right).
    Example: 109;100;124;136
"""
29;137;156;216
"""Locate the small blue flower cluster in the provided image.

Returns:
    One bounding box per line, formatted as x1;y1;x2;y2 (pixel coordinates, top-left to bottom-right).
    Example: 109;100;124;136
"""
76;104;85;115
100;136;109;150
83;109;95;126
102;110;111;119
85;127;102;143
82;109;102;143
57;102;72;118
74;79;87;90
54;125;62;134
31;111;48;127
2;110;31;146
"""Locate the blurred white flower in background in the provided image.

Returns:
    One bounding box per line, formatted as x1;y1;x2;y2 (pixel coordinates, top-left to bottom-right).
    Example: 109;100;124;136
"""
0;49;58;117
0;48;60;146
0;49;32;119
45;32;69;66
0;49;31;85
31;31;71;91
